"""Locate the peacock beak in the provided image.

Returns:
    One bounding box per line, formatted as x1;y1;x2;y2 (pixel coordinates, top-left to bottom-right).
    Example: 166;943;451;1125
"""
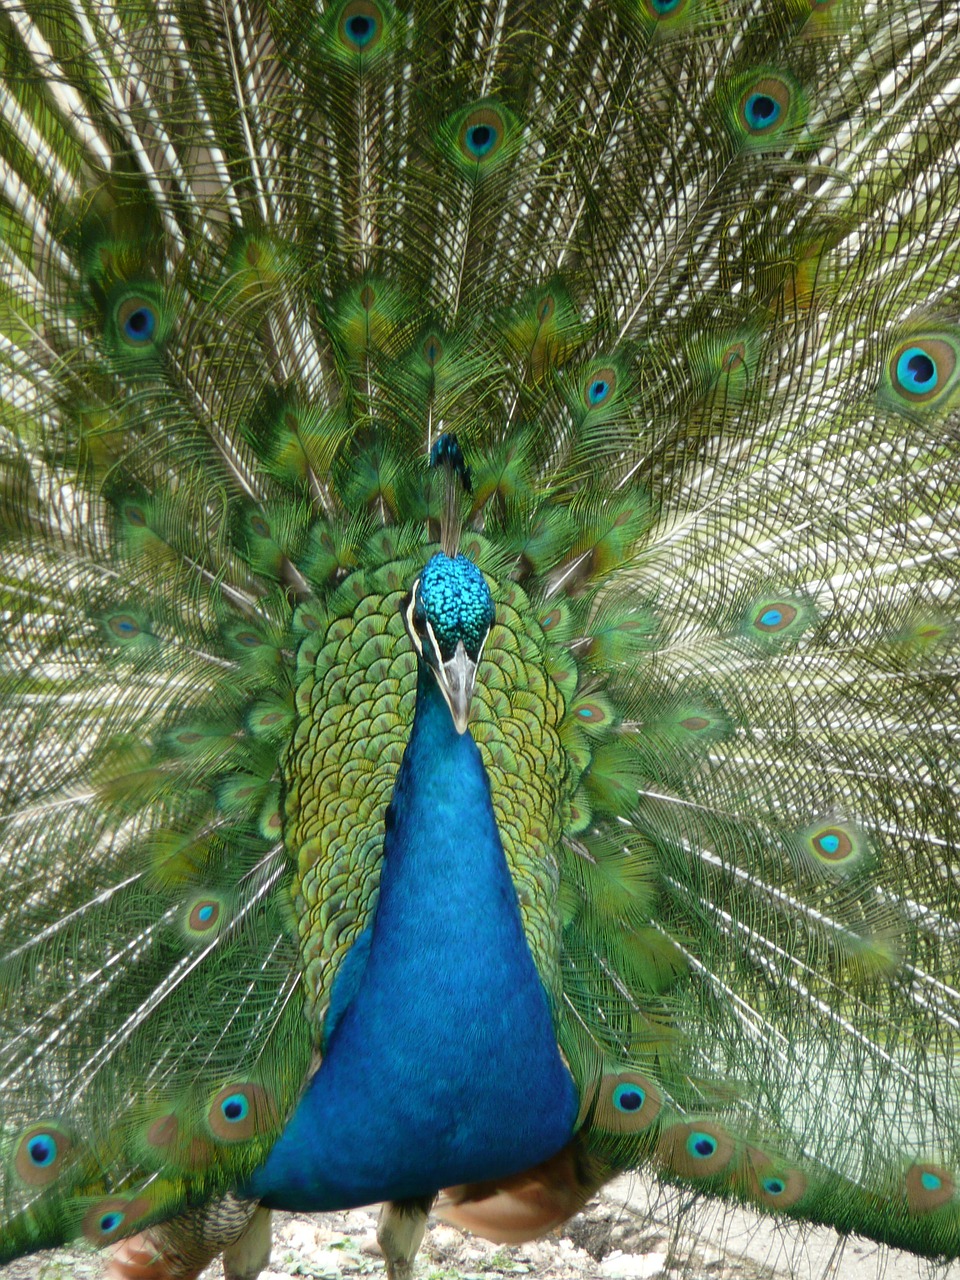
435;639;478;734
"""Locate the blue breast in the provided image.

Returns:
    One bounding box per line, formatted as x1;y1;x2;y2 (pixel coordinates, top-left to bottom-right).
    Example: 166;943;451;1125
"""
247;665;579;1210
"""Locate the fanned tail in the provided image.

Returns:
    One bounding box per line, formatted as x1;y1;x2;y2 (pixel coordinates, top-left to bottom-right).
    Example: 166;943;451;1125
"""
0;0;959;1272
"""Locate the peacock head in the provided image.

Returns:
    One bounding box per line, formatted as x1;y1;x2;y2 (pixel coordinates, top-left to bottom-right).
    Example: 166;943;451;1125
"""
404;552;496;734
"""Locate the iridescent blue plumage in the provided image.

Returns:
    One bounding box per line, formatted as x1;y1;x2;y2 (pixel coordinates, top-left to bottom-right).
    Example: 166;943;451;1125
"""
415;553;495;658
403;553;497;733
248;556;578;1211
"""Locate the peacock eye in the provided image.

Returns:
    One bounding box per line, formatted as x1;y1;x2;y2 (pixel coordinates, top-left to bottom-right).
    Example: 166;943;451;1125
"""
403;585;431;654
410;600;428;636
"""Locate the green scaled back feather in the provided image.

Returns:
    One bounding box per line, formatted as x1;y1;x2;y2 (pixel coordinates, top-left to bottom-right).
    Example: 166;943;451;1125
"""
0;0;959;1274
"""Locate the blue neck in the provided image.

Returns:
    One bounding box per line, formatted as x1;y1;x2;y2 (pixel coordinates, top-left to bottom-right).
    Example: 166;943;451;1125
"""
248;664;578;1210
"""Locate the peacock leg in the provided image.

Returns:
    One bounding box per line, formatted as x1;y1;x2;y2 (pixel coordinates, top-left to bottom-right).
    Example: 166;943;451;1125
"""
105;1199;268;1280
376;1197;431;1280
222;1206;272;1280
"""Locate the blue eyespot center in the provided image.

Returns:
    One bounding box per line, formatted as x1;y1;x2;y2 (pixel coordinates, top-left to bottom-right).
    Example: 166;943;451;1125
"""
809;826;854;863
466;124;495;157
452;107;507;168
123;306;156;342
612;1083;646;1112
339;1;382;51
921;1171;943;1191
27;1135;57;1167
346;14;373;43
100;1211;124;1234
589;379;609;403
222;1093;250;1123
745;93;780;129
688;1131;718;1159
897;348;937;392
762;1176;786;1195
752;601;799;633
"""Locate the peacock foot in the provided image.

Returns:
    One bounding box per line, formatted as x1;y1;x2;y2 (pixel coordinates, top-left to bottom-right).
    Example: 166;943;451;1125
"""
105;1203;270;1280
105;1233;204;1280
377;1197;431;1280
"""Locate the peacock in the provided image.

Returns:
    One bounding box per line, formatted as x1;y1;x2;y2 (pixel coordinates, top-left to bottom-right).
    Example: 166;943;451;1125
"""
1;0;959;1277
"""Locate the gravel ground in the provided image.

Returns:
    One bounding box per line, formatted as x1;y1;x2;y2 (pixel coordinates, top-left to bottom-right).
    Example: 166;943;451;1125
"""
1;1176;955;1280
